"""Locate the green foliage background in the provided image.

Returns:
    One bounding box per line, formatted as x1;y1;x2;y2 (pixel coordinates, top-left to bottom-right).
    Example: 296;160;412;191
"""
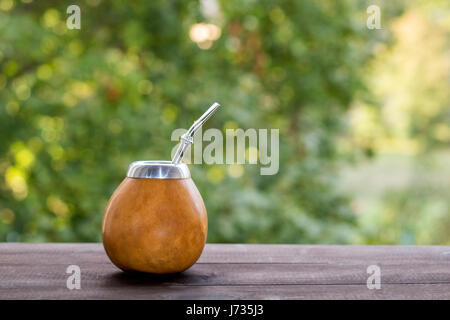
0;0;449;244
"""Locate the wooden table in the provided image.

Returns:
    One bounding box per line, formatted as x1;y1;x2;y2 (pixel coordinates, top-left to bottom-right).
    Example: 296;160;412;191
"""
1;243;450;299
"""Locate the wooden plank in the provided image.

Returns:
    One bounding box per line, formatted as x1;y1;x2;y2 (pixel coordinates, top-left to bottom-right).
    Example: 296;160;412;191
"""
1;262;450;286
2;243;450;264
0;243;449;299
2;284;450;300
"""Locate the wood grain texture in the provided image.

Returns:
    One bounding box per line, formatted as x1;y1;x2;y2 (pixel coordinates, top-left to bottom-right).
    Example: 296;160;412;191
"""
1;243;450;300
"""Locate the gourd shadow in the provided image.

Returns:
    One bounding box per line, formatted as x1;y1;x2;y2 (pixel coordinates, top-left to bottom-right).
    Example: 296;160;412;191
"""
105;270;193;287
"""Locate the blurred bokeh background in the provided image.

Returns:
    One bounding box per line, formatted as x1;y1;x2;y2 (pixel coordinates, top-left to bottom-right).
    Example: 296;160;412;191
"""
0;0;449;244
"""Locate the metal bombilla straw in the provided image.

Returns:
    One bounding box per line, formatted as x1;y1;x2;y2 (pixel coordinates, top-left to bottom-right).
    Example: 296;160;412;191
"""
172;102;221;164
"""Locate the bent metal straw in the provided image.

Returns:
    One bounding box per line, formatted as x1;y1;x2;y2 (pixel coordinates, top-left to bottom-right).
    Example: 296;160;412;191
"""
172;102;221;164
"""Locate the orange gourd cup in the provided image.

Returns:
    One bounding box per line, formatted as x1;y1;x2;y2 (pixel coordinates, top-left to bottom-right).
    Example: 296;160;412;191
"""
102;161;207;274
